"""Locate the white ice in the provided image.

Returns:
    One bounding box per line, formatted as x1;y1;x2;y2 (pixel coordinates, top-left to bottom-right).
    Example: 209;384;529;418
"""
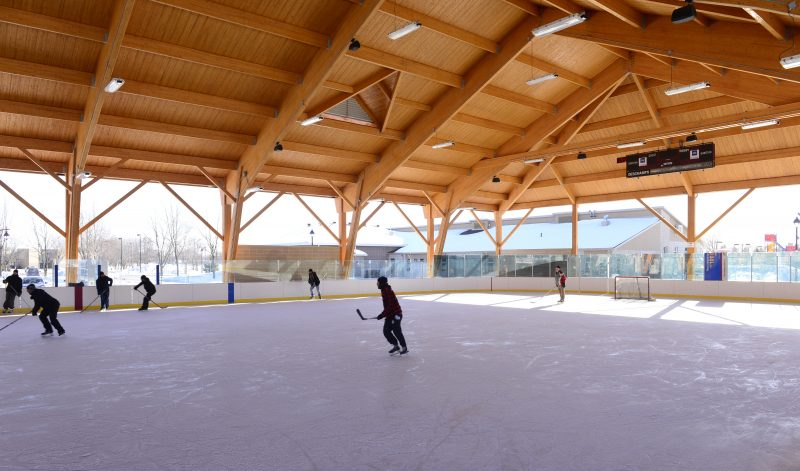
2;292;800;470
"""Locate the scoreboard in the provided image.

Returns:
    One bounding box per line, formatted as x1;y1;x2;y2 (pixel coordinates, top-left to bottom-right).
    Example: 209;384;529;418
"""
625;143;715;178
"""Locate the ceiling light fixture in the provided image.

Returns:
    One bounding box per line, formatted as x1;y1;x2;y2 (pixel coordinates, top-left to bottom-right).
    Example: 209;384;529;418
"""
104;78;125;93
671;0;696;24
685;132;698;143
741;119;779;130
388;21;421;40
300;115;323;126
348;38;361;51
526;73;559;86
617;141;646;149
780;53;800;69
274;141;283;152
524;158;545;164
432;140;455;149
532;12;586;37
492;175;501;183
664;81;710;96
577;152;587;160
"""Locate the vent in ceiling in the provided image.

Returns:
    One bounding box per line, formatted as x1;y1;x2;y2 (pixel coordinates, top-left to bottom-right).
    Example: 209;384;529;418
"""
327;98;373;123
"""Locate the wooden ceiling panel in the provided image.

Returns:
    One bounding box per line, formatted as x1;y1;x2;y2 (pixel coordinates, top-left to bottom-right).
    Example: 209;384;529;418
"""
101;93;267;136
461;93;545;130
91;127;246;160
491;59;578;107
393;73;448;106
283;125;392;155
0;75;87;110
113;49;290;106
0;23;101;72
268;151;368;176
403;0;525;42
0;114;76;141
382;105;424;132
527;33;618;78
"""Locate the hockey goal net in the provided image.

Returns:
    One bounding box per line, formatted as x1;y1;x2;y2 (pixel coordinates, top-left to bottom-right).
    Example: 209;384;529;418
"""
614;276;653;300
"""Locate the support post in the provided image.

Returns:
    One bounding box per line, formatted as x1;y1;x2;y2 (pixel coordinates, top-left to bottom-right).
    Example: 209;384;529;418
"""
494;211;503;255
64;165;82;284
336;198;347;269
687;194;697;280
425;204;435;278
571;203;578;255
222;171;243;281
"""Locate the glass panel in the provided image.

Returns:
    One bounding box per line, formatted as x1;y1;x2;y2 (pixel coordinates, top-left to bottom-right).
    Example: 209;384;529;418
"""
777;254;793;282
498;255;516;277
726;253;751;281
751;253;777;282
660;254;685;280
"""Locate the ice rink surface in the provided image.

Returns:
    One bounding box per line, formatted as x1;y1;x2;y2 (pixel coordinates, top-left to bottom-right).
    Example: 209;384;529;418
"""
2;292;800;471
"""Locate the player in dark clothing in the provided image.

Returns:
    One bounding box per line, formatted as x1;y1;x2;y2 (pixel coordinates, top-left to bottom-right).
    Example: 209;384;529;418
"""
27;284;65;336
3;269;22;313
376;276;408;355
308;269;321;299
96;271;114;311
133;275;157;311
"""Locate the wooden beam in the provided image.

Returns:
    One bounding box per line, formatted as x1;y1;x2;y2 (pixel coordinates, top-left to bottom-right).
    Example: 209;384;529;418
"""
558;80;620;144
197;166;237;202
680;172;694;197
542;0;584;15
0;179;65;236
347;46;463;87
282;141;378;164
452;113;525;136
403;160;470;176
74;0;136;172
358;201;386;229
121;80;276;117
240;192;283;232
695;188;755;240
81;158;129;191
0;99;81;122
357;14;541;205
264;164;358;184
481;85;556;113
292;193;340;243
98;114;254;145
469;209;498;247
380;1;499;52
392;202;427;245
501;208;534;245
515;54;591;88
501;0;541;16
149;0;329;47
17;148;71;191
744;7;787;40
79;180;148;234
308;116;405;140
0;57;93;87
632;74;662;127
122;34;300;85
554;9;800;83
160;181;223;239
585;0;645;28
0;5;106;42
639;0;753;21
636;198;688;241
90;145;238;170
382;72;401;133
550;166;576;204
325;181;354;210
422;191;445;217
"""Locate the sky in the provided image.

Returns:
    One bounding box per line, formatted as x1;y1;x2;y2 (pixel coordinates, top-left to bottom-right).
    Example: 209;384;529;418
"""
1;169;799;252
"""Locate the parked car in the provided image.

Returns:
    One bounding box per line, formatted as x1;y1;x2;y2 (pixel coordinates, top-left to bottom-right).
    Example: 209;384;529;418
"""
25;266;40;276
22;276;45;289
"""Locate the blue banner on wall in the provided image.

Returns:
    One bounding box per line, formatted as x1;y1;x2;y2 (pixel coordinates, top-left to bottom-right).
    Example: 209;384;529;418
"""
704;252;723;281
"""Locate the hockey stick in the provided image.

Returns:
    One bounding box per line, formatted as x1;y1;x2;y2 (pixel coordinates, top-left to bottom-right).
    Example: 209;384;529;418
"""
7;285;29;310
356;309;377;320
80;288;108;313
0;312;29;333
134;288;167;309
531;286;558;303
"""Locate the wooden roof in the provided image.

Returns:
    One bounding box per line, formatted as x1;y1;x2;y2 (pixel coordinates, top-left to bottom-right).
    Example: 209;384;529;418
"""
2;0;800;215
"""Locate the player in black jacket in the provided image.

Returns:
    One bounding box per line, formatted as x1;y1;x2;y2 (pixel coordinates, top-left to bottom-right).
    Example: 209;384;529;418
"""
133;275;157;311
96;271;114;311
3;269;22;313
27;284;65;336
308;269;321;299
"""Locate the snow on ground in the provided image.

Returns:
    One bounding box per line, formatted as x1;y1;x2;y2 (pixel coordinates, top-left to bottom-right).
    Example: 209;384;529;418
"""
1;292;799;470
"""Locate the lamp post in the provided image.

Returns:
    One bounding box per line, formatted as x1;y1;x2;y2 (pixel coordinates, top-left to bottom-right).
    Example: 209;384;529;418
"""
309;228;315;246
200;247;205;273
794;216;799;250
118;237;123;271
137;233;142;272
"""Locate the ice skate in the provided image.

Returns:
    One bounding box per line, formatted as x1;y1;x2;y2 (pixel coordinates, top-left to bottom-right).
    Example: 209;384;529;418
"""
388;345;400;354
58;330;66;336
399;347;409;355
41;331;53;336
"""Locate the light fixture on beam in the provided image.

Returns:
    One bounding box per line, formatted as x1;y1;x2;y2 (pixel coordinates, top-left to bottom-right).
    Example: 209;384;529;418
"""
300;115;323;126
274;141;283;152
524;158;545;164
617;141;645;149
348;38;361;51
492;175;501;183
577;152;587;160
532;12;586;37
671;0;696;24
431;140;454;149
104;78;125;93
741;119;779;130
663;81;710;96
388;21;421;40
526;73;558;86
685;132;698;143
780;53;800;69
246;185;263;194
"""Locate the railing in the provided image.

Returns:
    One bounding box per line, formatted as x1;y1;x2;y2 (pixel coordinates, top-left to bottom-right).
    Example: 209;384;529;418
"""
30;253;800;285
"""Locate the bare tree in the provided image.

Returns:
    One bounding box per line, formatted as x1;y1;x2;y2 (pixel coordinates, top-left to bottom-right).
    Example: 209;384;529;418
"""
0;203;15;274
79;213;108;262
150;216;172;270
164;207;187;276
201;226;221;276
30;218;64;277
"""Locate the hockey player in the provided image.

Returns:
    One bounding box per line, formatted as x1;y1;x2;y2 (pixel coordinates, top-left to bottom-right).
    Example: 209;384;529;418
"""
133;275;157;311
308;269;321;299
96;271;114;311
376;276;408;355
27;284;65;336
2;269;22;313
